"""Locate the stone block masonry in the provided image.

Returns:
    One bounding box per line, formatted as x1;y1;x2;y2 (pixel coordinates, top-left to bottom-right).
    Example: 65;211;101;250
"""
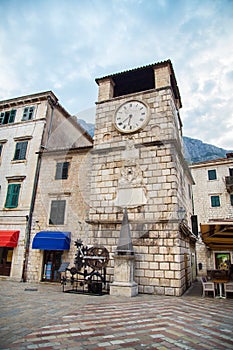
88;61;194;296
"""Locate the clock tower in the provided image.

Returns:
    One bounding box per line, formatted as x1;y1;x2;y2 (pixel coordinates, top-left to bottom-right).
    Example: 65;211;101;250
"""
87;60;196;296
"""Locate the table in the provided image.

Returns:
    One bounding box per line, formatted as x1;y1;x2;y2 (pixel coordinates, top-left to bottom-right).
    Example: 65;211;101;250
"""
212;279;229;299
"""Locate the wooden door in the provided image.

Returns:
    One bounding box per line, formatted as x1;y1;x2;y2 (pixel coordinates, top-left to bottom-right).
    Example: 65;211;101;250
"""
0;247;13;276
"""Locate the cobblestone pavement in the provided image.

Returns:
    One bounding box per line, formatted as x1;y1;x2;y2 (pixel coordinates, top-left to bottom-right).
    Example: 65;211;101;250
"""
0;280;233;350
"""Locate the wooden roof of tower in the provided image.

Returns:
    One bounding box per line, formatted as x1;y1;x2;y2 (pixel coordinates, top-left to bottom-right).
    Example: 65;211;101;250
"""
95;60;182;108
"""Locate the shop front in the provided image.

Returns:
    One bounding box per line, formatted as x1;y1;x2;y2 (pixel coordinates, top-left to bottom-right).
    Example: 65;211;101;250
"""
200;222;233;280
32;231;71;282
0;230;20;276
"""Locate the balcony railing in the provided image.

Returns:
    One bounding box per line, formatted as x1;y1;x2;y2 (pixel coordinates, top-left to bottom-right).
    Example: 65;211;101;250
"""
225;176;233;193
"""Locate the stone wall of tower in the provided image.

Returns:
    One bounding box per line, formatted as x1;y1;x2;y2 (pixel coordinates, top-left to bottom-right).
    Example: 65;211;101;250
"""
94;88;181;150
97;78;115;102
87;221;193;296
154;65;172;89
88;84;194;296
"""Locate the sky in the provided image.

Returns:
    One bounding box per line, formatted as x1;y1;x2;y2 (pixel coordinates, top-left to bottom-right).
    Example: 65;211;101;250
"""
0;0;233;149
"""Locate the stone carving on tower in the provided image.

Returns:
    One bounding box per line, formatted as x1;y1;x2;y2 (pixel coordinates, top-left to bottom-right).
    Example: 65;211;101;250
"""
114;138;147;208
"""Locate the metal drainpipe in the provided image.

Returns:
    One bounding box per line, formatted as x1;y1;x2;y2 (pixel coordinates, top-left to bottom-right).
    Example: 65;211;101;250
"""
21;149;43;282
21;97;56;282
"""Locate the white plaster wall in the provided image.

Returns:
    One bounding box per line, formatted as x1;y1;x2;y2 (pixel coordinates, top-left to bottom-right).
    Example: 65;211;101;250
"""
191;159;233;223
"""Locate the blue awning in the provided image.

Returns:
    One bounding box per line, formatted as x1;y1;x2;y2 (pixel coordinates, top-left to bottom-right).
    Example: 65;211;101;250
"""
32;231;71;250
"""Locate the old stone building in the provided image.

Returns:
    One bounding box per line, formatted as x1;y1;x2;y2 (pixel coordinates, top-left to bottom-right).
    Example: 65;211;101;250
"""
27;147;92;283
26;104;93;282
190;154;233;277
88;60;196;296
0;91;92;281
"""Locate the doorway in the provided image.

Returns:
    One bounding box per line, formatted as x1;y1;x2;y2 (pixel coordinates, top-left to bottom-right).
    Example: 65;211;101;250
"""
42;250;62;282
0;247;13;276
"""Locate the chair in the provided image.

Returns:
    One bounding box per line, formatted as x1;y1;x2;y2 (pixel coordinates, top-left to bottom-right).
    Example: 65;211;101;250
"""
224;282;233;298
201;277;215;298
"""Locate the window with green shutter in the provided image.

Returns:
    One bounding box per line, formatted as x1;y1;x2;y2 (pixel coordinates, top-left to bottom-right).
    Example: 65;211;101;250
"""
49;200;66;225
0;109;16;125
5;184;21;208
208;169;217;180
211;195;220;207
230;194;233;206
55;162;69;179
14;141;28;160
0;112;4;124
22;106;35;121
9;110;16;123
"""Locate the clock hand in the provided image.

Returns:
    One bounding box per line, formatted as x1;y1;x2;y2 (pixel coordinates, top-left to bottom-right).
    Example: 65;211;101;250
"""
128;115;132;125
122;115;130;123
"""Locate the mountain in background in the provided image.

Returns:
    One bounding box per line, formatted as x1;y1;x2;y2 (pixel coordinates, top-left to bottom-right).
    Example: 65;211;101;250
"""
78;119;95;138
183;136;231;163
77;118;231;164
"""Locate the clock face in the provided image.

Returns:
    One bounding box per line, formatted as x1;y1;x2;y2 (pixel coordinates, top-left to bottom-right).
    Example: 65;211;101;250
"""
114;100;149;133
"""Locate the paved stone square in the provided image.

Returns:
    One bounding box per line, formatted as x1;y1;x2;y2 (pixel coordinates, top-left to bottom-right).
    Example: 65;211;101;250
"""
0;280;233;350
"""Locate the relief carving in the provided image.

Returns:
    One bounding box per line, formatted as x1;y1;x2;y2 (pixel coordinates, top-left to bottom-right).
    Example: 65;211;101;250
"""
114;139;147;208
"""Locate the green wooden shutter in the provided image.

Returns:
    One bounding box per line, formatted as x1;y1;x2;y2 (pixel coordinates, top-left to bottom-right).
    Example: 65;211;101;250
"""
208;169;217;180
9;110;16;123
0;110;16;124
211;196;220;207
22;107;29;121
0;112;4;124
22;106;34;121
20;141;28;159
28;106;34;120
11;184;21;207
5;184;21;208
14;143;21;160
14;141;28;160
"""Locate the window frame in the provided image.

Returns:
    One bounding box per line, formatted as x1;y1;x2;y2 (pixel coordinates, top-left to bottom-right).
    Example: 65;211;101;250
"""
0;110;16;125
211;195;220;207
0;140;7;159
13;141;28;161
22;106;35;121
55;162;70;180
49;200;66;225
208;169;217;181
5;183;21;208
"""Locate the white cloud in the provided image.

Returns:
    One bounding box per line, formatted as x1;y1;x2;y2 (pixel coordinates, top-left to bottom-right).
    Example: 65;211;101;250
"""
0;0;232;149
174;0;233;149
